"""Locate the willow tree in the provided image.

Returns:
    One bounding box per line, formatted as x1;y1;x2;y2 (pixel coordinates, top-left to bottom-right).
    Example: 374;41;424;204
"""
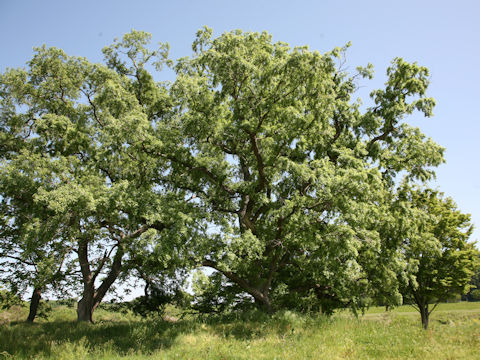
0;31;200;322
169;28;444;313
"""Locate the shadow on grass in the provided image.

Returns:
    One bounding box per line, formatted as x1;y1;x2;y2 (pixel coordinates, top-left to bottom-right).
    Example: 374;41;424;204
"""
0;311;334;358
0;319;199;358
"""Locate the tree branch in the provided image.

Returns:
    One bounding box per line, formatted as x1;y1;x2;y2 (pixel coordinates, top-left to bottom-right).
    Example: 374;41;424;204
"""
201;259;269;305
248;132;268;192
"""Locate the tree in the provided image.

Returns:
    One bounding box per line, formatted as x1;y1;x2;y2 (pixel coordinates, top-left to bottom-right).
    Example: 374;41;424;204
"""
401;188;479;329
0;31;200;322
463;254;480;301
0;71;75;323
168;28;444;313
2;28;461;320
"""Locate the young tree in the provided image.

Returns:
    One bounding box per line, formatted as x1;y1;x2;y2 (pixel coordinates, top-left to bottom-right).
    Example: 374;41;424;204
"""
0;31;200;322
401;188;479;329
168;28;444;313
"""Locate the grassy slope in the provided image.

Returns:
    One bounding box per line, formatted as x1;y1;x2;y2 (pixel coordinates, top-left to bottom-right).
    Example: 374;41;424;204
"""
1;302;479;359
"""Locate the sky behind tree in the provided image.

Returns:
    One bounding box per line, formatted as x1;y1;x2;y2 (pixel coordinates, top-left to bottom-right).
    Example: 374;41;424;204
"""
1;0;479;243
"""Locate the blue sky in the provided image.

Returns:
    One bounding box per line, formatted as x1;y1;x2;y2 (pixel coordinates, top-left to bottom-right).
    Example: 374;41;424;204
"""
1;0;479;244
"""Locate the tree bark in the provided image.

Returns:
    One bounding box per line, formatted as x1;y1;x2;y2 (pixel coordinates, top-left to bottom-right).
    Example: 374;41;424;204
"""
419;303;429;329
26;287;42;323
76;240;124;323
255;295;273;314
77;286;95;322
77;238;94;322
75;224;156;322
413;291;431;330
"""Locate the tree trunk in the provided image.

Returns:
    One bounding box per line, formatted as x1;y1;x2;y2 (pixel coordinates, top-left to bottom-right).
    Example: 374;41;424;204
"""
76;240;124;323
255;294;273;314
74;225;149;323
26;287;42;322
77;285;95;323
419;304;429;329
76;270;123;323
77;238;95;323
413;291;431;330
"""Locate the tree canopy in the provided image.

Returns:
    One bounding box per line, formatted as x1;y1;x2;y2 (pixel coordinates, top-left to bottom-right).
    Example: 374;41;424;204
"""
0;28;476;323
169;28;445;313
0;31;202;322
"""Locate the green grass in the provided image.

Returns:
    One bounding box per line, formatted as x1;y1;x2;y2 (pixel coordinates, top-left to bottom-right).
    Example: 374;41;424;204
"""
1;303;480;359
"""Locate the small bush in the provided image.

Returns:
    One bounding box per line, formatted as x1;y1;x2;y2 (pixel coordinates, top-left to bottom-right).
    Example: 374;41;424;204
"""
470;289;480;301
0;290;23;310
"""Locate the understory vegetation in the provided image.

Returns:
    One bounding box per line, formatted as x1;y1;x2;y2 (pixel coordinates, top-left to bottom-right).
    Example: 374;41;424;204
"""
1;302;480;359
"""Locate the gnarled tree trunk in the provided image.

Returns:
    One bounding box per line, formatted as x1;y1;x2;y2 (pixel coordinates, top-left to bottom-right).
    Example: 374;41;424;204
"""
76;239;124;323
77;284;96;322
75;224;157;322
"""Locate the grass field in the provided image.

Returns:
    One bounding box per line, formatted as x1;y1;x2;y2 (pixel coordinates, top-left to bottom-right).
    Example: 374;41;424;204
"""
1;302;479;359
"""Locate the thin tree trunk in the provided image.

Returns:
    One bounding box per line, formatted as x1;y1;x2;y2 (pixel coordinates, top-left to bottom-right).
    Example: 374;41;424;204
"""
255;295;273;314
419;303;429;329
413;291;430;330
26;287;42;322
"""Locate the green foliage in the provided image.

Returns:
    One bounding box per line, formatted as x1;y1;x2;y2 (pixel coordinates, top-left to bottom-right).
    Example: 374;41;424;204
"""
0;289;23;310
406;189;478;301
171;28;445;314
470;289;480;301
463;256;480;301
0;29;203;321
35;300;53;320
191;271;228;314
191;270;256;314
1;27;476;322
398;188;479;327
127;284;190;318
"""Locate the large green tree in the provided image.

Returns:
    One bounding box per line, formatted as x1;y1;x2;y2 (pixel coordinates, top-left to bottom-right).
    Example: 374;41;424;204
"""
0;31;201;322
400;188;479;329
166;28;445;313
2;28;466;320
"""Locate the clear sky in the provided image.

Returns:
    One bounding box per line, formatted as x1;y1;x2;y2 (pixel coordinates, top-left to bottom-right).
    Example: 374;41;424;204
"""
1;0;479;245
